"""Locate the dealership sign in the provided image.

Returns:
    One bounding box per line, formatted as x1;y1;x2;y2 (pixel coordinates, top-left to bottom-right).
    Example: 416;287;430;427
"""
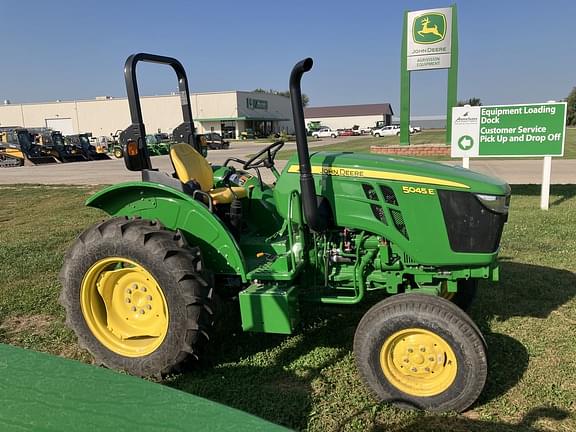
246;98;268;110
407;7;453;71
451;102;567;157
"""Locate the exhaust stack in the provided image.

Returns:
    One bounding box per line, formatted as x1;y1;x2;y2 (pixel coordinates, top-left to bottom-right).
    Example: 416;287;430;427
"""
289;58;326;233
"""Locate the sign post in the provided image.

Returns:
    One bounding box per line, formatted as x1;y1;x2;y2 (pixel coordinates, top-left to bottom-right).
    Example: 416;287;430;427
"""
451;102;567;209
541;156;552;210
401;5;458;146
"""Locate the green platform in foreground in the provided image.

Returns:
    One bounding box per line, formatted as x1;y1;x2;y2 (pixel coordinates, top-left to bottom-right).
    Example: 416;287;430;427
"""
0;344;288;431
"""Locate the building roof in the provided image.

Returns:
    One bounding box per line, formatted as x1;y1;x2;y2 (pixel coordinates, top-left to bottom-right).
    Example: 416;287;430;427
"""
305;103;393;118
392;115;446;121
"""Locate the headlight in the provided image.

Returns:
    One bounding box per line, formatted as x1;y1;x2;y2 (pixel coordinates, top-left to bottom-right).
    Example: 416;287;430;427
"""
475;193;510;214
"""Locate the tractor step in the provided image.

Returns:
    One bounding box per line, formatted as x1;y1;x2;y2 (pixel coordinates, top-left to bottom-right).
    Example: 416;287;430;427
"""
243;235;301;281
246;254;299;281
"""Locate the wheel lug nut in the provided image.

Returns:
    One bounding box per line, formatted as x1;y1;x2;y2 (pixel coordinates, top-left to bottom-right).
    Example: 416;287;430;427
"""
407;348;413;353
420;347;426;352
132;284;138;290
126;289;132;294
141;286;147;292
429;357;435;362
139;309;145;314
425;367;430;372
146;305;152;310
146;295;153;301
125;298;131;303
403;357;409;363
130;306;137;312
411;367;417;372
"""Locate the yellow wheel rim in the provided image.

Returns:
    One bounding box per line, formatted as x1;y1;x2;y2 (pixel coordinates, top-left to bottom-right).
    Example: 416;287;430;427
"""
80;257;169;357
380;328;457;397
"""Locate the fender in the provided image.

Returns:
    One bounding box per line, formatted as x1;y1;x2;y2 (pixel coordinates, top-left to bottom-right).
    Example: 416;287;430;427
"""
86;182;247;281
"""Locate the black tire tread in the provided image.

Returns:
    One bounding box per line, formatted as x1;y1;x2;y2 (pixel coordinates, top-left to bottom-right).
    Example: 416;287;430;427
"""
353;294;488;412
59;216;214;377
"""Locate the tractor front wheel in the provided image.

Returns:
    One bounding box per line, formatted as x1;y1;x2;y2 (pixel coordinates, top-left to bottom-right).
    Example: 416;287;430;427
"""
59;217;214;377
353;294;487;412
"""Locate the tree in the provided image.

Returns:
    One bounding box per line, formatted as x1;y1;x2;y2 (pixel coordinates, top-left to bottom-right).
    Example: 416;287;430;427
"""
565;87;576;126
252;88;310;107
457;97;482;107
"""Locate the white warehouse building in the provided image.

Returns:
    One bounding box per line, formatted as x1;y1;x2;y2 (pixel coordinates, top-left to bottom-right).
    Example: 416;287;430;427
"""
304;103;394;130
0;91;293;139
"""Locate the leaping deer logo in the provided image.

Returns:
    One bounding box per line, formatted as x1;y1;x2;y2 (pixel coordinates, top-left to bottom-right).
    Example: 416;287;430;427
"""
418;17;443;38
413;13;446;44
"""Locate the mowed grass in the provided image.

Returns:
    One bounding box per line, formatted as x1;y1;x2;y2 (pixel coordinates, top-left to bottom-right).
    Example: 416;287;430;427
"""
0;184;575;431
277;128;576;160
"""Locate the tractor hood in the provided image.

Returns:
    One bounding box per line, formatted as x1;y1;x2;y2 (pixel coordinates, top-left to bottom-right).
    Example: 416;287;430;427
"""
285;151;510;195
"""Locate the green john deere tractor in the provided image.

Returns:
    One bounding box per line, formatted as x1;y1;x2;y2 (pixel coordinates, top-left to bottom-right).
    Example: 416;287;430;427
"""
60;53;510;413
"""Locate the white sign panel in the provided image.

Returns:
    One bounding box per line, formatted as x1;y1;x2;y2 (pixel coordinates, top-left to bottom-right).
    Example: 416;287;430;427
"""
451;106;481;157
407;7;452;71
451;103;567;158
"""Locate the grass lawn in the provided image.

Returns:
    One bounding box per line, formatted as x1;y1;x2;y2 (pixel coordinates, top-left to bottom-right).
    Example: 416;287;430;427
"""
277;128;576;161
0;185;575;431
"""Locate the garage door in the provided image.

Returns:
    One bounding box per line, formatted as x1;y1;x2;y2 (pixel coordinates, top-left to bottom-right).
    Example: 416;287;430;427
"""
45;118;75;135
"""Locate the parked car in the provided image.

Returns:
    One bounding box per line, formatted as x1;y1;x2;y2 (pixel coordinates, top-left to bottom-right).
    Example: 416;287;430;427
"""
351;125;372;135
312;127;338;138
337;129;354;137
410;125;422;133
371;125;400;137
203;132;230;150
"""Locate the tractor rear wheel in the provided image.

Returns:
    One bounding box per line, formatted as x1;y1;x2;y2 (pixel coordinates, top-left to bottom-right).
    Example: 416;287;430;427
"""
353;294;487;412
113;147;123;158
59;217;214;377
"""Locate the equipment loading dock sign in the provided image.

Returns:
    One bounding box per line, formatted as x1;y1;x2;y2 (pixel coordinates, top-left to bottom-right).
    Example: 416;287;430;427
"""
451;102;566;157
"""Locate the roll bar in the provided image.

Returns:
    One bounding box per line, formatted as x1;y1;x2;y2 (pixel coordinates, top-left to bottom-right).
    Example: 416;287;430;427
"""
120;53;198;171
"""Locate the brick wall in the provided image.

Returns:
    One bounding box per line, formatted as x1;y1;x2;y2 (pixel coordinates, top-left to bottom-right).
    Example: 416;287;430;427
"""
370;144;450;157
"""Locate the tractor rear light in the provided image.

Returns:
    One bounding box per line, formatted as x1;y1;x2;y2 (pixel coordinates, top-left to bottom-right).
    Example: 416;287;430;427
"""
127;140;138;156
474;194;509;214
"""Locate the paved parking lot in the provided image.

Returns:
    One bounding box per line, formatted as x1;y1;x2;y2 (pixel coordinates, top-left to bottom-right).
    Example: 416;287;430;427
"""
0;138;339;185
0;136;574;185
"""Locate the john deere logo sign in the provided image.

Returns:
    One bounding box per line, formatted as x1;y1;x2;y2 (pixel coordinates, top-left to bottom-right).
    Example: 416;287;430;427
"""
406;7;452;71
413;13;446;44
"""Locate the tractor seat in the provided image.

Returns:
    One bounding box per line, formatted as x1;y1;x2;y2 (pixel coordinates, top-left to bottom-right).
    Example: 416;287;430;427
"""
169;143;247;205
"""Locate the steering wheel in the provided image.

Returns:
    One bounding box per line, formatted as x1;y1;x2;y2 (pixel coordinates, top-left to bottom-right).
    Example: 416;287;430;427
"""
242;141;284;171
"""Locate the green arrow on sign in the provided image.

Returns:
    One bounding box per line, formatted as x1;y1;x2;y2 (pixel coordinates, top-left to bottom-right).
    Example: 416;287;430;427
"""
458;135;474;150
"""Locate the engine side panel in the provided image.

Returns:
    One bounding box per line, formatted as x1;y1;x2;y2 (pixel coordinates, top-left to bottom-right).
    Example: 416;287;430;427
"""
274;152;508;266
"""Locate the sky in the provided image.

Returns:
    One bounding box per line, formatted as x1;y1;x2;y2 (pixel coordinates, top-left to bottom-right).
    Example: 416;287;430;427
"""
2;0;575;115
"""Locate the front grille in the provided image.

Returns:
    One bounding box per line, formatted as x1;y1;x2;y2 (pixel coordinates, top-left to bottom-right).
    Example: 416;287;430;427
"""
438;190;507;253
